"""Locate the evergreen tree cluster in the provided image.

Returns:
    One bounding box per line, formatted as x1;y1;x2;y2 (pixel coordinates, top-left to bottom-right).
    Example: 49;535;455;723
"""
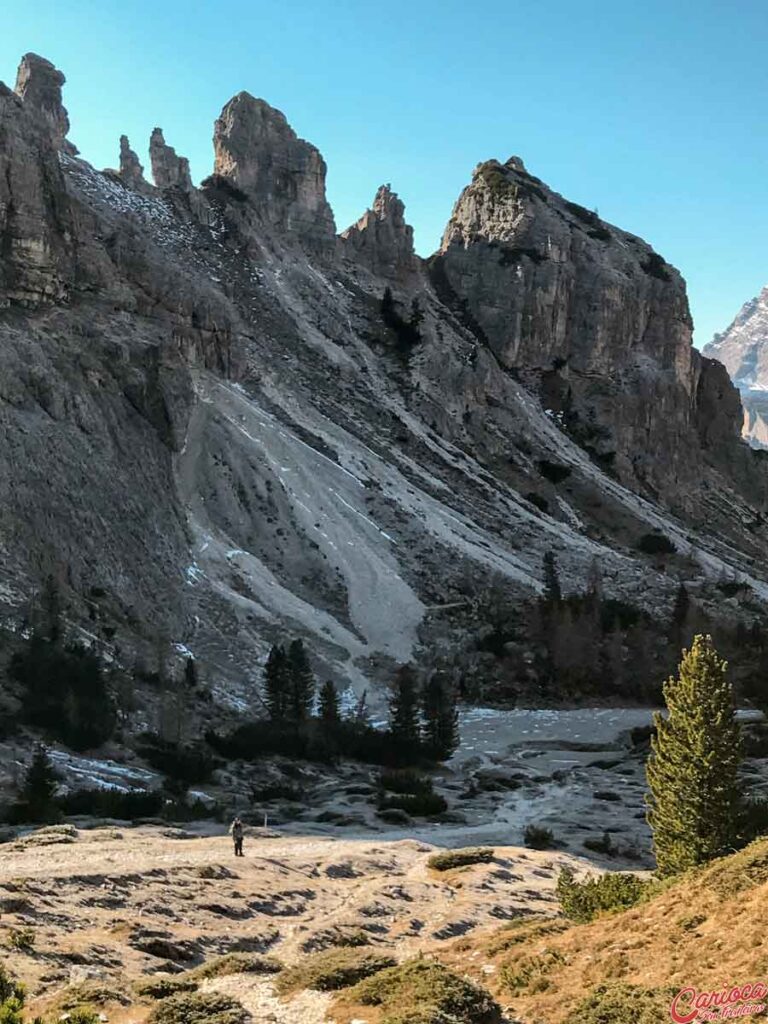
9;576;115;751
210;647;459;768
388;665;460;762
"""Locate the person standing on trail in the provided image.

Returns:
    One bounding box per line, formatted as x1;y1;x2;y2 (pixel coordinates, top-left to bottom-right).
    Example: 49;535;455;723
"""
231;816;244;857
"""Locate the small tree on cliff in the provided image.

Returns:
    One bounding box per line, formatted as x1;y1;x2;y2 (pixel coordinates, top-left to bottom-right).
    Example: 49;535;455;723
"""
646;634;742;876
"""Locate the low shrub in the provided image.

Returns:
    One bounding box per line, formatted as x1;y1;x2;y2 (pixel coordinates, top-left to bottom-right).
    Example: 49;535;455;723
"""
523;825;555;849
189;953;283;980
276;948;395;995
379;770;433;796
349;958;501;1024
563;982;675;1024
57;788;164;819
538;460;572;483
147;992;248;1024
556;867;649;923
134;977;198;1000
636;532;676;556
583;831;615;856
6;927;34;952
51;981;131;1013
137;735;218;785
427;848;494;872
379;793;447;817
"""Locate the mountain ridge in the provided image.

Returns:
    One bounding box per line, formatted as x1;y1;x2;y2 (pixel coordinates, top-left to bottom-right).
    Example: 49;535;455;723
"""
1;51;768;709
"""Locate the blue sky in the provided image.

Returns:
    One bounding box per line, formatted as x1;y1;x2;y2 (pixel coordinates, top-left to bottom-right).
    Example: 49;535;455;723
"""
2;0;767;345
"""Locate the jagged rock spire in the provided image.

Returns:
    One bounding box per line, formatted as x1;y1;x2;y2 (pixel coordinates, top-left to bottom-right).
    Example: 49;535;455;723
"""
14;53;77;155
118;135;147;189
149;128;193;190
211;91;336;249
342;184;416;280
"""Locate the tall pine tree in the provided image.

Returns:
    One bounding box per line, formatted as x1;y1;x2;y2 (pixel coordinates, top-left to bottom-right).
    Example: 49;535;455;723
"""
18;744;60;823
422;672;459;761
646;634;742;876
263;644;290;721
389;665;422;755
287;639;315;721
319;680;341;727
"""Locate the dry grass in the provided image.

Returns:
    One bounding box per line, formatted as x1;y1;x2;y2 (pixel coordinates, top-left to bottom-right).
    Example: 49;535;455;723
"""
436;836;768;1022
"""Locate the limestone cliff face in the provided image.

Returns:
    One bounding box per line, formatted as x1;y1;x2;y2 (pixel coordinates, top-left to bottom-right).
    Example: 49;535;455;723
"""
1;52;768;702
149;128;193;191
0;81;74;306
212;92;336;250
432;157;742;497
13;52;77;155
342;185;417;280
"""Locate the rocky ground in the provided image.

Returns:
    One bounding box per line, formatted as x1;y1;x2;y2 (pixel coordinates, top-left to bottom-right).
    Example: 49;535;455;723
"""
0;825;592;1022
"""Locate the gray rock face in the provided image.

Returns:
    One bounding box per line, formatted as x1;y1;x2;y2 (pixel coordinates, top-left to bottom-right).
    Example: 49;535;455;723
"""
704;287;768;447
212;91;336;249
13;52;77;155
342;185;417;280
149;128;193;190
1;53;768;705
118;135;148;190
432;157;742;501
0;77;74;306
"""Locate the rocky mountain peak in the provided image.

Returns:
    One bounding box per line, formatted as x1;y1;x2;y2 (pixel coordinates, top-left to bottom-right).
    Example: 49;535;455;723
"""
13;52;77;155
118;135;148;190
704;285;768;448
149;127;193;190
341;184;416;280
212;90;336;248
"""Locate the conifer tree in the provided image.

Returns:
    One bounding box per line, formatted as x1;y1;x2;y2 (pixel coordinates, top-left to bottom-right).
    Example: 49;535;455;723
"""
354;689;371;725
389;665;422;754
319;680;341;727
646;634;742;876
263;644;290;721
183;657;198;689
542;550;562;605
19;744;60;823
287;639;315;720
422;672;460;761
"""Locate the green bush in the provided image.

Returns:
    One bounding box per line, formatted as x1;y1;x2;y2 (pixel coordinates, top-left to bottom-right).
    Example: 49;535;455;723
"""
276;948;395;995
524;825;555;849
563;982;674;1023
189;953;283;980
0;966;25;1024
583;831;615;856
351;958;501;1024
378;770;433;796
134;977;199;1000
636;532;676;555
146;992;248;1024
6;927;34;952
379;792;447;817
427;848;494;871
556;867;649;923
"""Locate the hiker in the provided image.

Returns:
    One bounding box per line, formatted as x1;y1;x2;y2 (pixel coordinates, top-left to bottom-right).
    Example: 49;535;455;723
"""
231;815;244;857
